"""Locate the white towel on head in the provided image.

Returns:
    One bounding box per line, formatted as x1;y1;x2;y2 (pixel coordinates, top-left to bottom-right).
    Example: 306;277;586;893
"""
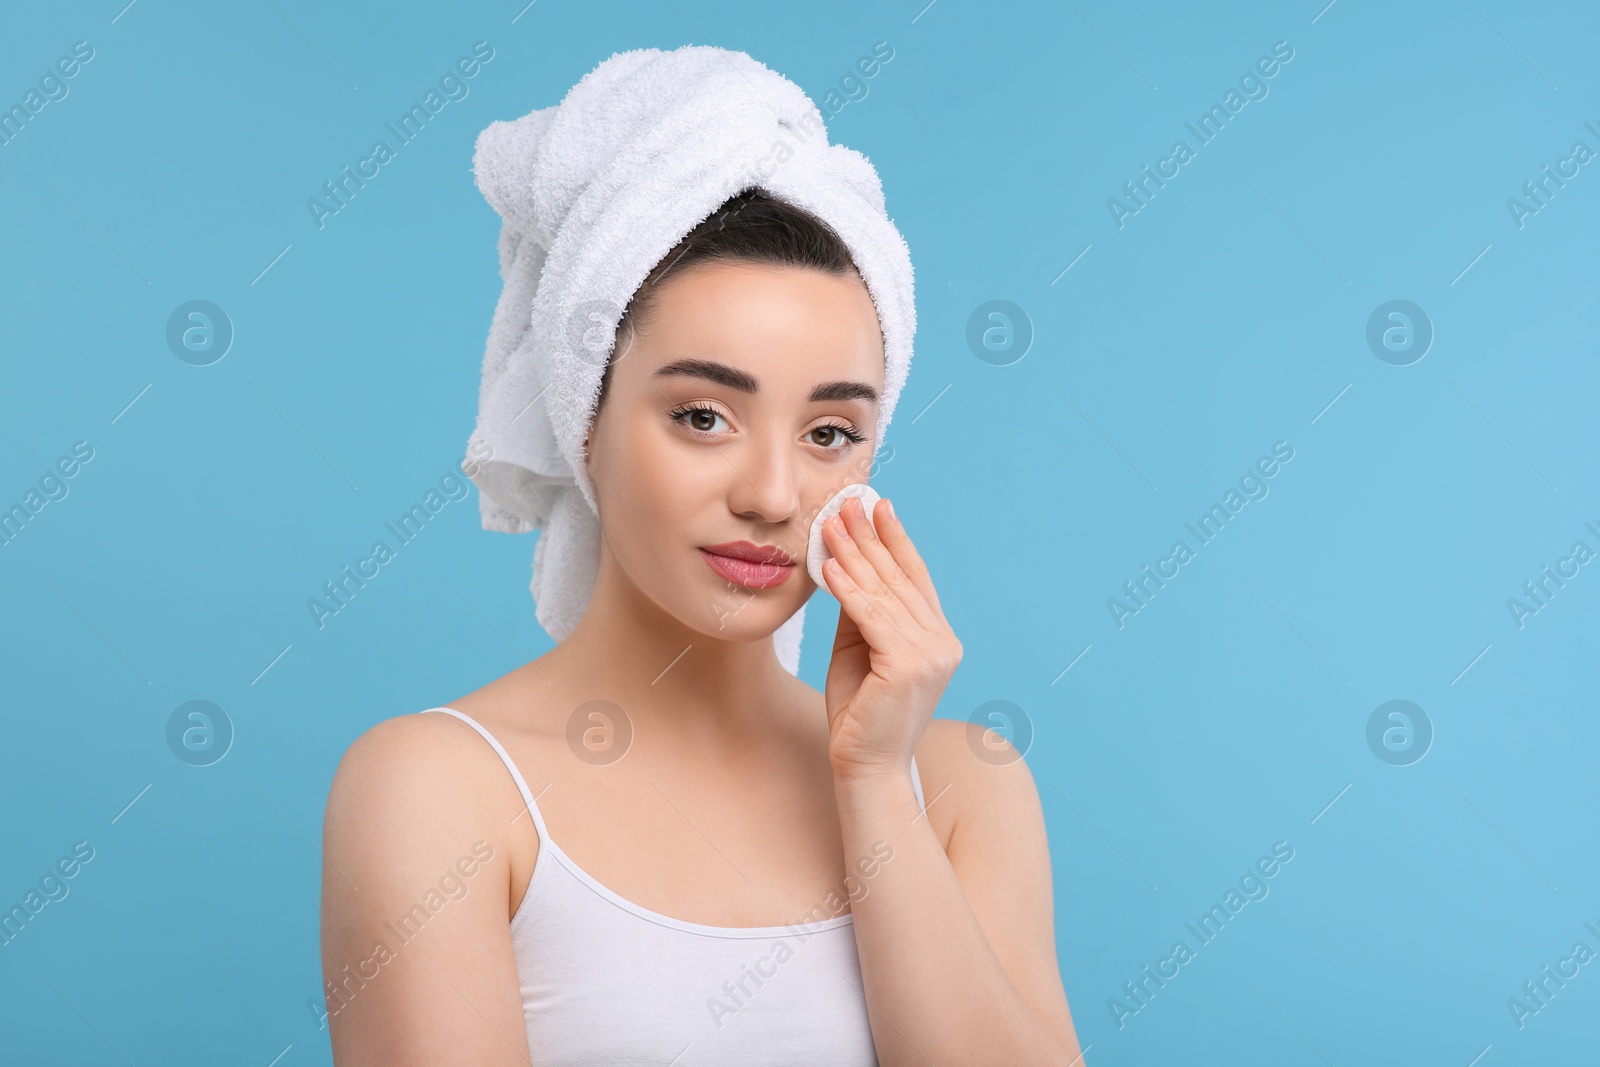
463;44;917;676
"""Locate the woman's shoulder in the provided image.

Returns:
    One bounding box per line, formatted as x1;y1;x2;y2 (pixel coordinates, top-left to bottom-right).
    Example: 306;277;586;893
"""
915;715;1035;776
912;716;1040;845
323;697;539;855
331;657;558;787
332;708;494;791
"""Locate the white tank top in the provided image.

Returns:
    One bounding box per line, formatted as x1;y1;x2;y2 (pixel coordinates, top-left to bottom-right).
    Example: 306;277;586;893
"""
421;706;926;1064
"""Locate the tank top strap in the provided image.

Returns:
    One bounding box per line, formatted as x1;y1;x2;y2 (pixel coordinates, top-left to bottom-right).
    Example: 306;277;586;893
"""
423;705;926;820
421;706;552;840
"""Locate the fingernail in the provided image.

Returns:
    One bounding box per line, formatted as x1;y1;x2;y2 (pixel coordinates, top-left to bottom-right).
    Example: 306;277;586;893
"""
882;498;895;521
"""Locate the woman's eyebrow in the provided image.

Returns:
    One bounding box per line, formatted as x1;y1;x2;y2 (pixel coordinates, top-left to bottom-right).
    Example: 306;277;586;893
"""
652;357;878;404
808;379;878;404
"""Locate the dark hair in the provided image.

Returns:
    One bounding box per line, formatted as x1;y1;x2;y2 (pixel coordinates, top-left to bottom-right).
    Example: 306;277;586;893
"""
597;189;861;404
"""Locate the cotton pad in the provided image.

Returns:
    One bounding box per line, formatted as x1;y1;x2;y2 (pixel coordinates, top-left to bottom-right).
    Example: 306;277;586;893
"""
807;483;882;591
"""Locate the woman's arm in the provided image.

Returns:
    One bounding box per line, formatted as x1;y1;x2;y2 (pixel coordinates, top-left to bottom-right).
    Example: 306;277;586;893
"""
836;719;1083;1066
320;714;533;1065
816;496;1082;1064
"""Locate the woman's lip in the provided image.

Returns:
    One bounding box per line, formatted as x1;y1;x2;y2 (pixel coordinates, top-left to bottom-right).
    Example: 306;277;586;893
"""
699;548;795;590
703;540;795;565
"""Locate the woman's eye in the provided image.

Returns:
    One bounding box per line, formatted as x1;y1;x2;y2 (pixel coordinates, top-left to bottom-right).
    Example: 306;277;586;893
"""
670;405;729;434
808;424;863;450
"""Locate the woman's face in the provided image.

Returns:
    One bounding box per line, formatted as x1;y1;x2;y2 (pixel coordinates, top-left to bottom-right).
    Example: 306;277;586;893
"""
585;259;885;644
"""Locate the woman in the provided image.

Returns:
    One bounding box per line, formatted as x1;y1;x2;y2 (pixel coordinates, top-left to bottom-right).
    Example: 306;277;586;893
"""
320;47;1081;1066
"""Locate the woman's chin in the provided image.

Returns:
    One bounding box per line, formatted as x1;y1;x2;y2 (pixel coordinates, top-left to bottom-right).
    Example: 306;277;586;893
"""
688;591;809;643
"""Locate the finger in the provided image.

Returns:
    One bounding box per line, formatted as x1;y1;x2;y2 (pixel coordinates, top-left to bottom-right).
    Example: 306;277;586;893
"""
824;504;917;624
829;498;942;631
831;500;964;682
826;554;962;686
822;556;917;658
824;510;944;672
862;496;948;622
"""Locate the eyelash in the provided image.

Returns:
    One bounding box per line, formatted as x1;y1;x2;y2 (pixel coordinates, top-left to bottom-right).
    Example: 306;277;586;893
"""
667;404;866;448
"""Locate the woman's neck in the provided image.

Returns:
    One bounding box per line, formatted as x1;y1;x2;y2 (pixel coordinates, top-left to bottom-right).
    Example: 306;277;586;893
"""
530;585;812;754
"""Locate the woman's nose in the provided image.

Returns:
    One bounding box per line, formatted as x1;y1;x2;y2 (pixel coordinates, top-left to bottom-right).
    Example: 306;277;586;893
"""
725;431;800;525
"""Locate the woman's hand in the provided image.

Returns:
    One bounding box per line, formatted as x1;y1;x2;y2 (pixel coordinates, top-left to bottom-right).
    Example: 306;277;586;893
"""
821;495;963;782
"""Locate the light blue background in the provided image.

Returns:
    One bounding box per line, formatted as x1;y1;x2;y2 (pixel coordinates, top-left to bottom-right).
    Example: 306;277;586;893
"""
2;1;1596;1063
